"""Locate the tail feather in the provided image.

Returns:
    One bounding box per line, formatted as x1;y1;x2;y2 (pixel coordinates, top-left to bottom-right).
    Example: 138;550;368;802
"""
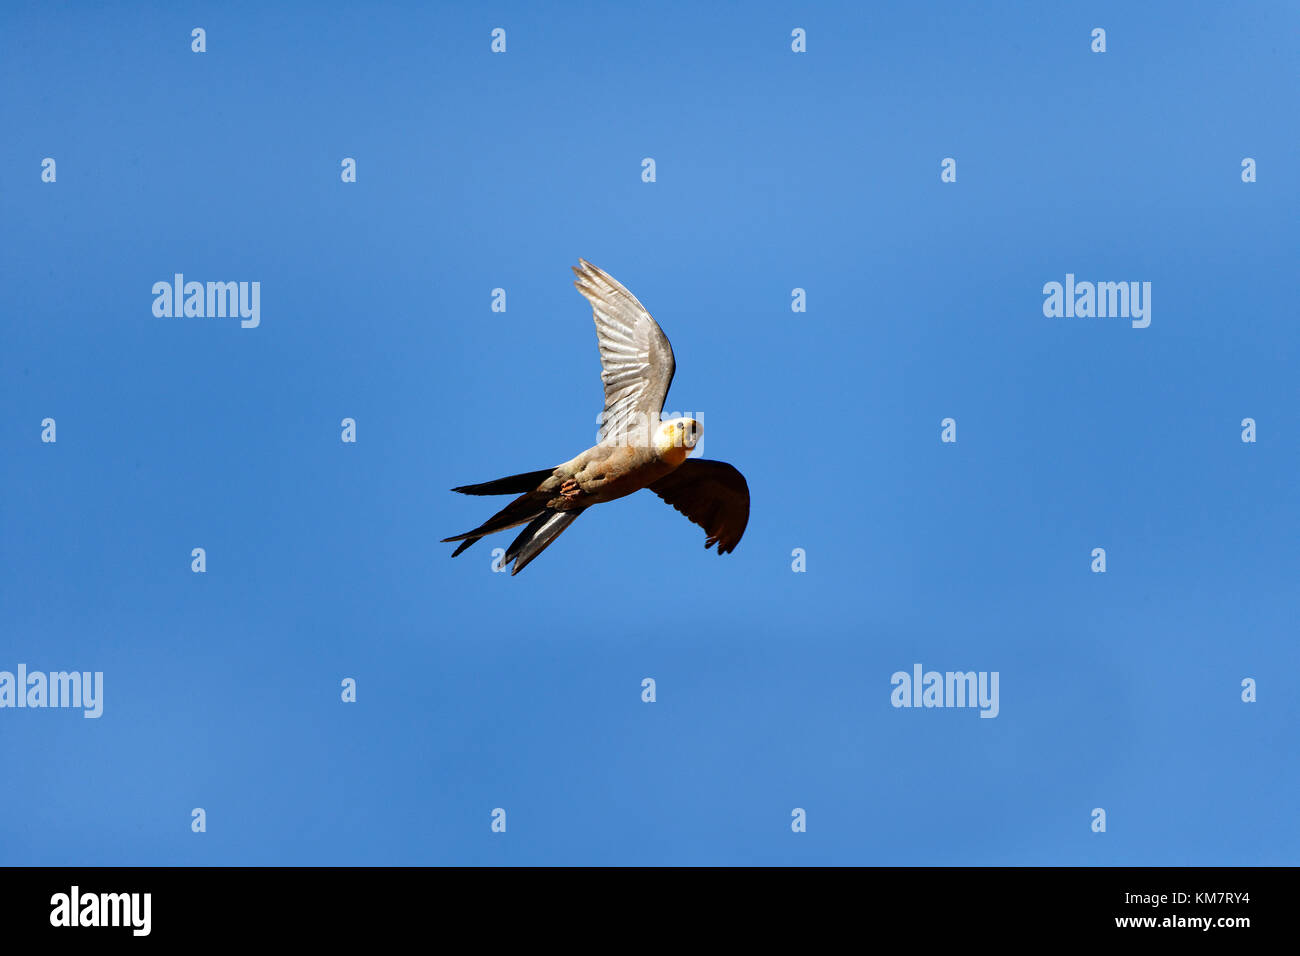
442;492;547;553
444;467;581;571
503;513;552;565
503;509;584;575
452;468;556;496
450;536;483;557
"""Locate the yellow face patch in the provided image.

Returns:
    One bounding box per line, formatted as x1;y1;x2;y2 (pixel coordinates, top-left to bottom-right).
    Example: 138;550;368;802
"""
655;419;697;464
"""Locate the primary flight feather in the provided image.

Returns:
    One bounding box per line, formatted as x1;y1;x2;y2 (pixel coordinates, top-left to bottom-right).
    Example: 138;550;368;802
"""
442;259;750;575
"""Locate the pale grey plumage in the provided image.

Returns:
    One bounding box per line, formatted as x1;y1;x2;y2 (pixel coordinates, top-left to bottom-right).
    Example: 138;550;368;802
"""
572;258;676;446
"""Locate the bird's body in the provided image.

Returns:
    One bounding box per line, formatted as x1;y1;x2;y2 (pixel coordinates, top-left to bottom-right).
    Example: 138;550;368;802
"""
443;260;750;575
547;439;685;511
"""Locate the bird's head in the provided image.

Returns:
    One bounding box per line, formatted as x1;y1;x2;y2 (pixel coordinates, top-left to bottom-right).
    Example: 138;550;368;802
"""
655;417;701;465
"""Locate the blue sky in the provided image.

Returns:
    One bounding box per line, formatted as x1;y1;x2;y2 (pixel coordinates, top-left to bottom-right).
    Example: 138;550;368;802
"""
1;1;1296;865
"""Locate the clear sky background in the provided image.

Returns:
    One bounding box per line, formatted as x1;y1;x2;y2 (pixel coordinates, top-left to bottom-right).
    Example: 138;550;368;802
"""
2;1;1296;865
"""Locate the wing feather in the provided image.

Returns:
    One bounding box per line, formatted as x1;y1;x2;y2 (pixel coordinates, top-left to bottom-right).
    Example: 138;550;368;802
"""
572;259;675;446
648;459;750;554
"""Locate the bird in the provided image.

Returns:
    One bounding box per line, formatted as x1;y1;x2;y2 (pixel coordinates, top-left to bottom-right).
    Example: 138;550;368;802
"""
443;259;750;575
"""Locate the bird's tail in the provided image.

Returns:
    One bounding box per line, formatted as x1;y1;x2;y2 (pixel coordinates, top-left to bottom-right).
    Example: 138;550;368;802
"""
442;493;583;571
501;509;584;575
443;468;558;557
442;461;583;572
442;490;544;554
452;468;556;496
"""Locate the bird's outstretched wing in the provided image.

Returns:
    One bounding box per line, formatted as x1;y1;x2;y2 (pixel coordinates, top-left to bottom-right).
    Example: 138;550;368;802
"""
572;259;675;446
648;459;750;554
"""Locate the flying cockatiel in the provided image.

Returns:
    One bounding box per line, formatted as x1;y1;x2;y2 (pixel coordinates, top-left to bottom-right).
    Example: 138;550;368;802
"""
443;259;750;575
